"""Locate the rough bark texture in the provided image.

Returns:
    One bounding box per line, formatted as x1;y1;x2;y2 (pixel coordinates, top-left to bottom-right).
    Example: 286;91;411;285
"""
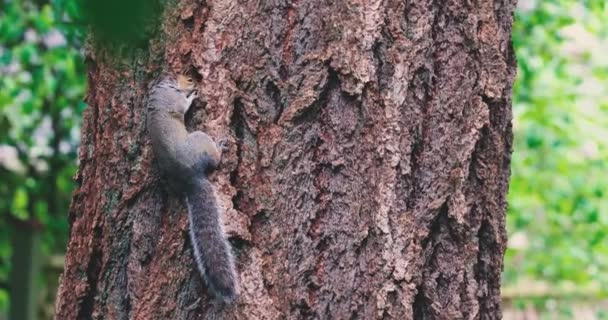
56;0;516;319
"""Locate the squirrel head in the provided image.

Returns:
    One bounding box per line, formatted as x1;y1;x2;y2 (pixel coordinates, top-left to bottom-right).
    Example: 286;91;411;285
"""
148;75;198;115
176;75;196;94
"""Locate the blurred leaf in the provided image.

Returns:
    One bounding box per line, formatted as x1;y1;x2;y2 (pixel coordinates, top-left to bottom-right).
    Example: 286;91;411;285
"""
11;188;29;220
506;0;608;301
0;0;86;314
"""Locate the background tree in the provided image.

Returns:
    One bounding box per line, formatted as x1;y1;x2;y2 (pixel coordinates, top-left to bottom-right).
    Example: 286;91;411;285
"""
55;0;516;319
0;1;85;319
505;0;608;303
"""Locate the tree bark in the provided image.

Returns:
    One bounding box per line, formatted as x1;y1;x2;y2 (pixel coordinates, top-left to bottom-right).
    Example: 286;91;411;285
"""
56;0;516;319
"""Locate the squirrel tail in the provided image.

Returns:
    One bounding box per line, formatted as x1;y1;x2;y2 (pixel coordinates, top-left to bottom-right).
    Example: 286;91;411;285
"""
185;178;239;303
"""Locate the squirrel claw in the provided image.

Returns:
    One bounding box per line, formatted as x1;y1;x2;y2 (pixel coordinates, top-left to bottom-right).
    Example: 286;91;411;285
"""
216;138;230;152
184;91;198;112
188;91;199;99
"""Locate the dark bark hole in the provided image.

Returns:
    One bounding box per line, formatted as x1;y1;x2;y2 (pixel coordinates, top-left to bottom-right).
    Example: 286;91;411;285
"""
292;67;338;126
229;236;250;252
266;81;284;123
468;124;488;185
230;99;246;175
77;227;103;320
387;289;398;305
354;230;371;256
413;286;429;320
292;298;316;319
182;16;194;31
231;99;246;142
481;94;504;128
251;210;269;229
421;202;447;249
279;65;289;80
191;68;203;83
413;66;434;100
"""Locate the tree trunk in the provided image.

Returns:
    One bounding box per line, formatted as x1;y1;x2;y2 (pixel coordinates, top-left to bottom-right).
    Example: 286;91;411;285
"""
56;0;516;319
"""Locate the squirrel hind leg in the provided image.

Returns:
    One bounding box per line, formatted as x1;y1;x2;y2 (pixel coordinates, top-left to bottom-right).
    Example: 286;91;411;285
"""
184;131;222;170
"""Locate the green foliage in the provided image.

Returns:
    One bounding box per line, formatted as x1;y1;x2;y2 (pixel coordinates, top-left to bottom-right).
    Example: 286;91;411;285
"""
82;0;162;46
0;0;86;312
506;0;608;298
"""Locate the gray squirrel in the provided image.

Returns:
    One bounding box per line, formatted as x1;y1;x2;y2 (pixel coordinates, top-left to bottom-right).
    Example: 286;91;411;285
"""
146;75;239;303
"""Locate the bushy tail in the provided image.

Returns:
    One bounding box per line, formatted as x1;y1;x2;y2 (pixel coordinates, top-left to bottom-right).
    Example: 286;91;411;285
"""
185;178;239;303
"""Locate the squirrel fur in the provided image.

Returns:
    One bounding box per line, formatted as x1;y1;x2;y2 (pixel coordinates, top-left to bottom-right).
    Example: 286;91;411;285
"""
146;74;239;303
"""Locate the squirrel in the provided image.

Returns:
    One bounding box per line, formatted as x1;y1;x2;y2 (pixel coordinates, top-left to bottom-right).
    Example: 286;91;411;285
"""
146;74;239;303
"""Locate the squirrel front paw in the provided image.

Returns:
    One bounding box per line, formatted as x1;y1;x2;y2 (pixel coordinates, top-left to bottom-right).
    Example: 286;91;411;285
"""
216;138;230;152
184;91;199;112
